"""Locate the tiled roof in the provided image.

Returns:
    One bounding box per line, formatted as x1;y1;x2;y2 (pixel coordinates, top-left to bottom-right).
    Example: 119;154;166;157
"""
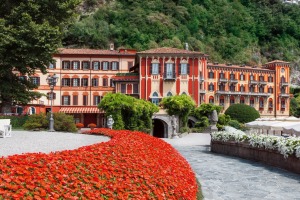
56;48;136;55
265;60;290;65
111;76;139;81
207;63;271;71
138;47;208;56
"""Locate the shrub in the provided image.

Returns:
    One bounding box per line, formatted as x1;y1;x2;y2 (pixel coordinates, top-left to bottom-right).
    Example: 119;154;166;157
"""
180;126;190;133
88;123;97;128
194;116;209;128
228;120;242;129
23;113;48;130
23;113;77;132
0;115;29;128
217;114;231;130
76;123;84;128
53;112;77;132
225;104;260;123
23;122;43;130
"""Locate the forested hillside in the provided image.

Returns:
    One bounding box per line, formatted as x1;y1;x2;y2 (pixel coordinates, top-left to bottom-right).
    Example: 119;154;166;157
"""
63;0;300;67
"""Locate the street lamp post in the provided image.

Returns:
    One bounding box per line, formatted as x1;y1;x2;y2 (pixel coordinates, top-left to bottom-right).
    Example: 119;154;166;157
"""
46;74;58;132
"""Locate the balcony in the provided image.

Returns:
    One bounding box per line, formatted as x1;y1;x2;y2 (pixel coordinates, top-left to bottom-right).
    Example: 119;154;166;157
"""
259;81;267;85
216;90;230;95
228;79;238;84
280;82;289;87
199;90;206;94
218;78;228;83
163;72;176;81
279;93;290;98
252;92;271;97
249;80;258;85
199;76;204;82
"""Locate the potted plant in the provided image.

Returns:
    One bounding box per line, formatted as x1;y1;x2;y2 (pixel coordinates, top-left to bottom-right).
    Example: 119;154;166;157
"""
88;123;97;130
75;122;84;130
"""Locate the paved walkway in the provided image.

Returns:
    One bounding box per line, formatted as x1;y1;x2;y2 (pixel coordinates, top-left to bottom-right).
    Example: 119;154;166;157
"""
163;133;300;200
0;130;109;157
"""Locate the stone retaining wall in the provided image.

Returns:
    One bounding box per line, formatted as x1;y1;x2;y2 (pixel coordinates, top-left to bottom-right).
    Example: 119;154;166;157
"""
211;141;300;174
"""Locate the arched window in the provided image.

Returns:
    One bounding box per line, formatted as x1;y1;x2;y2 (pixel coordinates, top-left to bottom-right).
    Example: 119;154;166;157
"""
259;75;264;82
152;92;159;105
209;96;214;104
259;98;264;109
268;87;273;93
230;84;235;92
240;73;245;81
240;85;245;92
28;107;36;115
230;96;235;105
249;74;254;81
268;76;273;82
240;96;245;104
268;98;273;109
208;71;214;79
219;83;225;91
167;92;172;97
259;85;264;93
219;96;225;106
209;83;214;91
281;99;286;109
230;73;235;80
219;71;225;79
250;97;254;107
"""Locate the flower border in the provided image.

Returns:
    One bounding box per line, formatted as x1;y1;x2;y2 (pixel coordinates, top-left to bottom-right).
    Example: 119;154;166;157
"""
0;128;197;199
211;131;300;159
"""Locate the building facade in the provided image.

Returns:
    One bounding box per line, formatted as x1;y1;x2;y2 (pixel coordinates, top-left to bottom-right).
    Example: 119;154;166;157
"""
14;47;290;130
22;48;136;127
114;47;290;118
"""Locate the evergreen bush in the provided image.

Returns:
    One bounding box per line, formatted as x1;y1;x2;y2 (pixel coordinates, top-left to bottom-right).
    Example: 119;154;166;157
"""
0;115;29;128
23;113;48;130
225;104;260;123
23;113;77;132
53;112;77;132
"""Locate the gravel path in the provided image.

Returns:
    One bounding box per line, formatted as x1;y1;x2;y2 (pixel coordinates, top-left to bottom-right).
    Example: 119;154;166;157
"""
0;130;110;157
163;133;300;200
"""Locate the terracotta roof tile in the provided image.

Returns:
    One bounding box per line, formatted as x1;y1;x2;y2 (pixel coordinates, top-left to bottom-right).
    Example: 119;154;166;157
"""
56;48;136;55
111;76;139;81
207;63;272;71
138;47;208;56
265;60;290;65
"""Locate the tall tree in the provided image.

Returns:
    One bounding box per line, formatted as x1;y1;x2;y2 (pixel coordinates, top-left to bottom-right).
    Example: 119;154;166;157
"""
0;0;81;113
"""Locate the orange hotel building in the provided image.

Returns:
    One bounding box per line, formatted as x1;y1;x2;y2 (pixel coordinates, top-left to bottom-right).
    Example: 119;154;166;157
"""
21;47;290;127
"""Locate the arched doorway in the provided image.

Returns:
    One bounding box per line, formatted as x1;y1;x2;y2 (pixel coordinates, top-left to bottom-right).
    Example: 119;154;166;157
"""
187;116;198;128
152;118;167;138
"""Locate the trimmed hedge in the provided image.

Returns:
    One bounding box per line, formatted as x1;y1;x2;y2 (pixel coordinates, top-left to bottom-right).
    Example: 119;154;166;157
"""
224;104;260;123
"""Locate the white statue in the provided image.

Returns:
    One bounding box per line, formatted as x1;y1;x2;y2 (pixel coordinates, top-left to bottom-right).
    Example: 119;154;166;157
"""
107;115;114;129
171;115;179;138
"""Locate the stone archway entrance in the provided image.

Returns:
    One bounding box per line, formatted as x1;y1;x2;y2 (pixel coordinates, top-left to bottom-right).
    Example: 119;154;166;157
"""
188;116;198;128
152;119;166;138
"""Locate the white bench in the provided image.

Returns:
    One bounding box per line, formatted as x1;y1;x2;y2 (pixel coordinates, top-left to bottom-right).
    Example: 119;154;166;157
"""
0;119;12;138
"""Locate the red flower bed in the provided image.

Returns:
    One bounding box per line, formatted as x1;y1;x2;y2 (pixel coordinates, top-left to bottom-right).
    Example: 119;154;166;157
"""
0;128;197;199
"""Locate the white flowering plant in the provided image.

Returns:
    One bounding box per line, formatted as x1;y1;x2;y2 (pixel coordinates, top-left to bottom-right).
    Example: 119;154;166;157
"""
211;131;300;159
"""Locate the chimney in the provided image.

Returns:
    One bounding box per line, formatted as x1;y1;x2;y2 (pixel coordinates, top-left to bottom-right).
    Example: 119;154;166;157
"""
110;43;114;51
185;43;189;50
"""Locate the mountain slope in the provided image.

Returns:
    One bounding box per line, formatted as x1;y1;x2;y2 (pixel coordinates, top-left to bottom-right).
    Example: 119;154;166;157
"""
63;0;300;66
